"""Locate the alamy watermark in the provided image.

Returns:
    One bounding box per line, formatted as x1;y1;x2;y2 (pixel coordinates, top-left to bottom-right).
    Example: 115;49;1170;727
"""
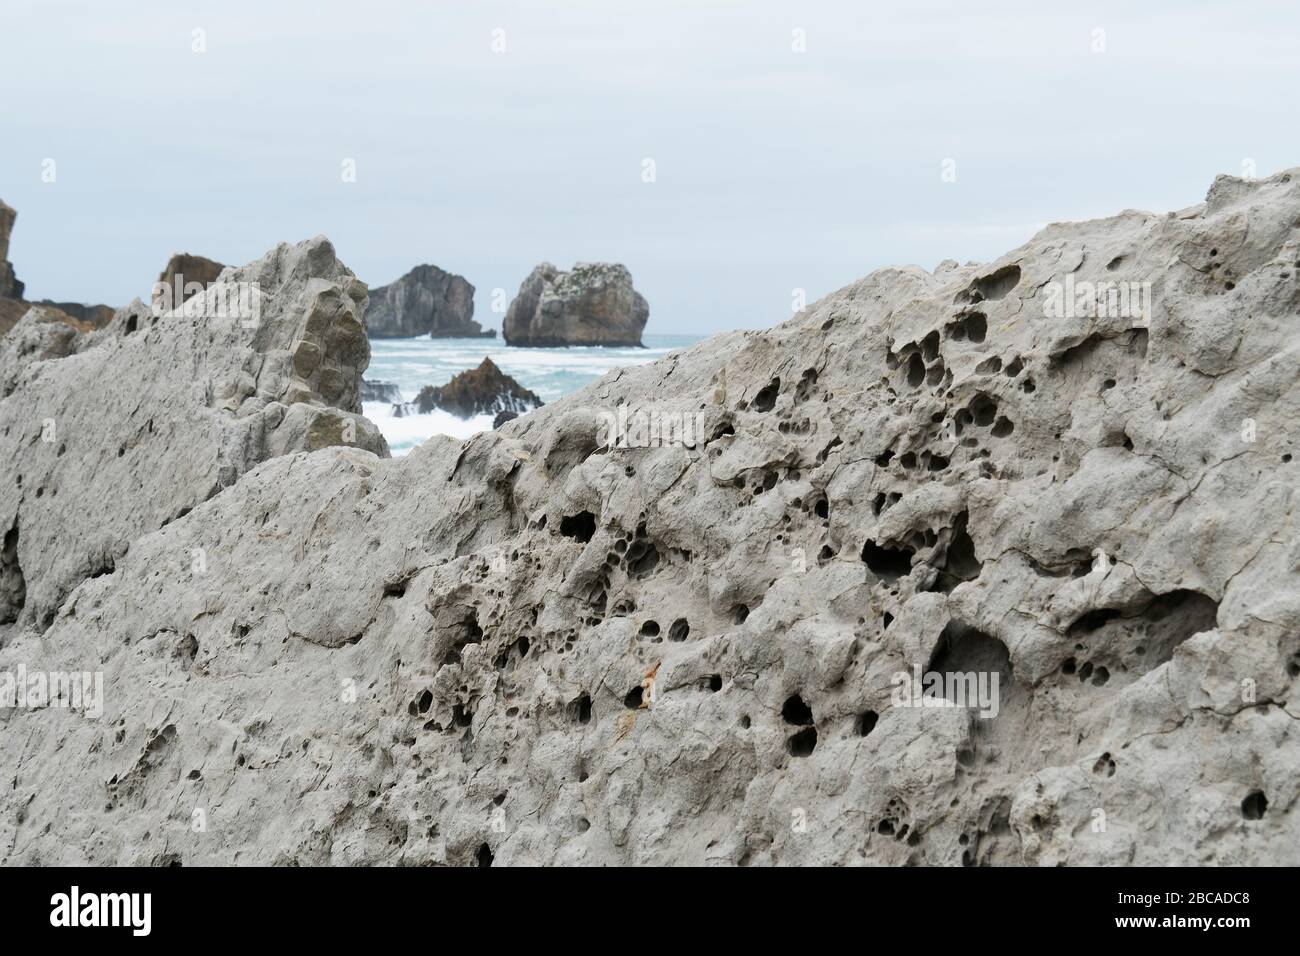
1042;275;1151;321
50;886;150;936
890;664;1000;718
151;273;261;328
0;665;103;719
595;404;707;449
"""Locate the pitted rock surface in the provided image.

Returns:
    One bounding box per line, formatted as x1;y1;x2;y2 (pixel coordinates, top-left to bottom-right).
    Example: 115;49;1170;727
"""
0;172;1297;865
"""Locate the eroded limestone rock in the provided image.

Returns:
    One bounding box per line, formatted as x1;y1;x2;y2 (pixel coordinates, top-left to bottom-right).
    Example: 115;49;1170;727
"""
0;236;386;630
0;172;1297;866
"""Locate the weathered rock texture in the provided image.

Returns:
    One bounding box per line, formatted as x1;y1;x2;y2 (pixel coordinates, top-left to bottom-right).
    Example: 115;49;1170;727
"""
365;264;488;338
0;305;95;399
0;299;96;341
413;357;543;418
0;236;386;630
1;171;1298;866
504;262;648;347
29;301;115;329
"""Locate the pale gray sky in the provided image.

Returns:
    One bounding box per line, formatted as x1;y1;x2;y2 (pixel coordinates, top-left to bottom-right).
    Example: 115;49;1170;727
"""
2;0;1297;333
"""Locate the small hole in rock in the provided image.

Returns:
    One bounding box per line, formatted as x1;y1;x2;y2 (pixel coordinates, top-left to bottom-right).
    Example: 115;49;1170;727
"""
786;726;817;757
559;511;596;542
1241;790;1268;820
782;694;814;726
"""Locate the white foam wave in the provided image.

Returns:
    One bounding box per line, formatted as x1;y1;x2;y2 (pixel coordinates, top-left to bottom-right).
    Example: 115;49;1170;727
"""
363;402;494;456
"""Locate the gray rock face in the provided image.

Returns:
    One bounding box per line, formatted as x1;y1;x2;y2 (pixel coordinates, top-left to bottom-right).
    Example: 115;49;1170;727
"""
503;262;648;347
365;264;489;338
29;301;115;329
1;171;1299;866
0;305;88;399
0;236;386;629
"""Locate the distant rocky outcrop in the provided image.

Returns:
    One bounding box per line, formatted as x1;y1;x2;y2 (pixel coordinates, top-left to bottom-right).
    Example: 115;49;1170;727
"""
360;379;405;404
0;200;22;300
413;357;542;418
0;199;115;336
493;409;519;429
154;252;227;312
503;261;648;347
365;264;491;338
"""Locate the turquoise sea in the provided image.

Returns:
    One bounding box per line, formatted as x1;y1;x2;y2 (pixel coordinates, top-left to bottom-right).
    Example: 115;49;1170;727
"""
364;333;706;455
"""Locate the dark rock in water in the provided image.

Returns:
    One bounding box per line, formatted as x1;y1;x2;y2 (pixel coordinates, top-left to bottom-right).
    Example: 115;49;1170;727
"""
413;357;542;418
153;252;227;312
365;264;492;338
360;379;404;404
493;409;519;429
503;261;647;347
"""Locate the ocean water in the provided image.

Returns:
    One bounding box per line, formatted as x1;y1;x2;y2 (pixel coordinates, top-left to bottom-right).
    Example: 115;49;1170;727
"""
363;333;706;455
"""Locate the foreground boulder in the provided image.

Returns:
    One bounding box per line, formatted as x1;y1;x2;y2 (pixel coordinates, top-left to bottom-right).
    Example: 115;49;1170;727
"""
365;264;489;338
2;298;90;340
503;262;648;347
0;305;96;397
413;357;542;418
0;235;386;628
1;171;1298;865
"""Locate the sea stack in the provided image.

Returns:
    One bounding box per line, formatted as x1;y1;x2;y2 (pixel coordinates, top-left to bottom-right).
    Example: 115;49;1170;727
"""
365;263;490;338
503;261;648;347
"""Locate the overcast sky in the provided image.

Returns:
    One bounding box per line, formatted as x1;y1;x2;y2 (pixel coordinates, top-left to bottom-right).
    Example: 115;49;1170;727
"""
2;0;1298;334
